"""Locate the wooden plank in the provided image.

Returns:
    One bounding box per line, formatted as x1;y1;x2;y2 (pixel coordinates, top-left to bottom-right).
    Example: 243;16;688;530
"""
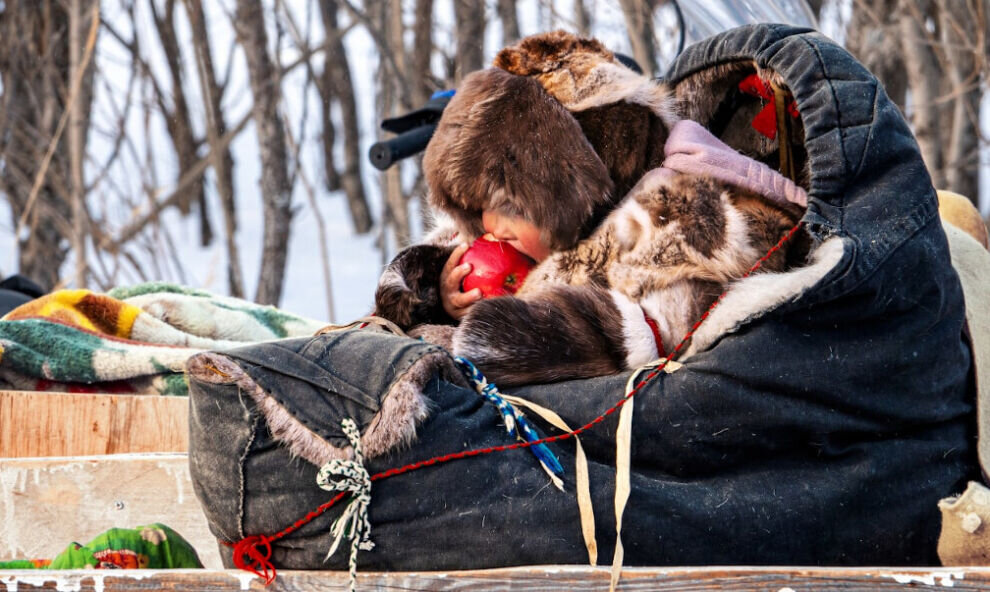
0;453;221;569
3;566;990;591
0;390;188;457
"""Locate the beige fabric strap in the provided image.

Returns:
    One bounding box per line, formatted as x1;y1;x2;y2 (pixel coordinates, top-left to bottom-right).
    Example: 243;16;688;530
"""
609;366;643;592
502;394;598;566
610;359;682;591
942;222;990;476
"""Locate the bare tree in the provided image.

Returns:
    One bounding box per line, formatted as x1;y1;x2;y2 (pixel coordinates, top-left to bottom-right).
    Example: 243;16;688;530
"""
498;0;521;45
185;0;246;297
618;0;657;77
575;0;593;35
1;2;77;289
320;1;373;234
411;0;436;107
938;0;984;202
454;0;485;83
847;0;986;205
234;0;293;305
150;0;211;245
377;0;411;248
845;0;907;110
898;1;945;186
69;0;97;287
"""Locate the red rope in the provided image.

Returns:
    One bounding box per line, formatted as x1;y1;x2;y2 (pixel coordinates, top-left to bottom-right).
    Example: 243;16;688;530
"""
226;221;805;584
230;535;274;584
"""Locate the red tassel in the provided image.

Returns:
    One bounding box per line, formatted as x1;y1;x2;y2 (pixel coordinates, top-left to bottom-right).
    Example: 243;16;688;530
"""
231;535;277;585
738;73;799;140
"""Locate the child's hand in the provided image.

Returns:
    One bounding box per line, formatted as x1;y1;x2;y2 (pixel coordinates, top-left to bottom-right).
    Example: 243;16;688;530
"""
441;243;483;320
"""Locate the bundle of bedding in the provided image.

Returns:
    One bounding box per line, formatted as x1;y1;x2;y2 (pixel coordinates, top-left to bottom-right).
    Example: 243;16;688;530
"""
0;282;326;395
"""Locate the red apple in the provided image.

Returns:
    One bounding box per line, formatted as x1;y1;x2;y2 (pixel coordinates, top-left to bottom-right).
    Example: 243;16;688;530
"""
459;234;535;298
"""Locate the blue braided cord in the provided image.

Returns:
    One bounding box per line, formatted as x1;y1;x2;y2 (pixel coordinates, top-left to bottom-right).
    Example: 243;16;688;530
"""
456;356;517;437
454;357;564;477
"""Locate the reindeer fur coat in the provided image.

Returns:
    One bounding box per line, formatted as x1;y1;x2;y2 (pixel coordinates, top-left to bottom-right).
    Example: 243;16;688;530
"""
374;31;806;386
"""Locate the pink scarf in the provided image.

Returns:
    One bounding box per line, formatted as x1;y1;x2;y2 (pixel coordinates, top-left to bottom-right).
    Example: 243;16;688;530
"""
645;119;807;210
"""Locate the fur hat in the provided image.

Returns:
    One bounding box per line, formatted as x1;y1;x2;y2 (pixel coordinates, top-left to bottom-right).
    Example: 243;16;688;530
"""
424;67;613;250
424;30;678;250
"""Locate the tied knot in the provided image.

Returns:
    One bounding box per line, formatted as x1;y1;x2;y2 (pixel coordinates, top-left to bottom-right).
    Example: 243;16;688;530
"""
316;418;374;592
230;535;276;585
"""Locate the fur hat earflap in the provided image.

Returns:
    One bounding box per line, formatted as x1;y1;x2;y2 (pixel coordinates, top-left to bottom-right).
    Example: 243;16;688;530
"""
423;67;614;251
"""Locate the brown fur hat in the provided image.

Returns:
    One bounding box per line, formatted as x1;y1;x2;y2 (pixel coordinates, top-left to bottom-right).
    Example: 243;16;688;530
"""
423;67;614;251
495;30;678;125
496;31;678;198
424;30;678;250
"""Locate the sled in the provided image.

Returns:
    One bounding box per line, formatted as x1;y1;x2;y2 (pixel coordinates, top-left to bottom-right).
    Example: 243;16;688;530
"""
4;565;990;591
4;21;990;590
4;386;990;591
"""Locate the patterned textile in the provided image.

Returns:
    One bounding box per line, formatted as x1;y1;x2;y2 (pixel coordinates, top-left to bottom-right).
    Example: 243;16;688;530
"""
0;283;326;396
0;524;202;569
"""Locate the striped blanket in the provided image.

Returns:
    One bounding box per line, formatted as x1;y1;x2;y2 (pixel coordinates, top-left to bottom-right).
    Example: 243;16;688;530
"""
0;283;327;396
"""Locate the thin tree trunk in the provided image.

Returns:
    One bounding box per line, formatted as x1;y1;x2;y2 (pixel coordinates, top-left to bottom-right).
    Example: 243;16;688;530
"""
898;0;945;187
185;0;246;297
497;0;520;45
313;1;340;193
383;0;410;247
939;0;982;203
314;0;341;191
69;0;90;288
847;0;908;111
617;0;656;77
234;0;293;306
1;1;74;289
151;0;211;245
575;0;592;36
453;0;485;83
411;0;435;107
319;60;342;192
320;0;373;234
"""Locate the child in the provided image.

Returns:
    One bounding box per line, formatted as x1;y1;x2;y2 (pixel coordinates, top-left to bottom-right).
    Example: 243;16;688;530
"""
374;31;807;386
439;211;551;321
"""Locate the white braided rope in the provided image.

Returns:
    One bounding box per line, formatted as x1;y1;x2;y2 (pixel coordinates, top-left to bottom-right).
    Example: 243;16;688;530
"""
316;418;374;592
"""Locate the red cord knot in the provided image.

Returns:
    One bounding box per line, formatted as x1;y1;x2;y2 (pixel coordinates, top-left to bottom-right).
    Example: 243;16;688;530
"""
231;535;276;585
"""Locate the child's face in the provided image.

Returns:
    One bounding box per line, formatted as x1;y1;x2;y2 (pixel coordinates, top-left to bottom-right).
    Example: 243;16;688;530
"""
482;210;551;262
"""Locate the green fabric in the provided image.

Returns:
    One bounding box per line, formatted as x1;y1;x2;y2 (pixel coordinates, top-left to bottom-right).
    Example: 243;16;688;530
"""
0;318;106;383
0;281;326;395
106;282;214;300
0;524;203;570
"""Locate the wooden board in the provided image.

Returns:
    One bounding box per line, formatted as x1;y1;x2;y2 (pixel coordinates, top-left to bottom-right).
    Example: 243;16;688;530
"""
2;566;990;591
0;453;221;569
0;390;188;457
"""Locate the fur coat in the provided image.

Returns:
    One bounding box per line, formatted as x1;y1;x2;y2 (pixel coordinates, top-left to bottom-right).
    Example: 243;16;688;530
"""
374;31;807;386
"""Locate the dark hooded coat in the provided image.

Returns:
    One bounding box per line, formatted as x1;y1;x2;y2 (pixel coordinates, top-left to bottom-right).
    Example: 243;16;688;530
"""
187;24;979;570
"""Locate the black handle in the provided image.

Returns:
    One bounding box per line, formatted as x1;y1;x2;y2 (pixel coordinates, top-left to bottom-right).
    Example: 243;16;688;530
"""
368;124;438;171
